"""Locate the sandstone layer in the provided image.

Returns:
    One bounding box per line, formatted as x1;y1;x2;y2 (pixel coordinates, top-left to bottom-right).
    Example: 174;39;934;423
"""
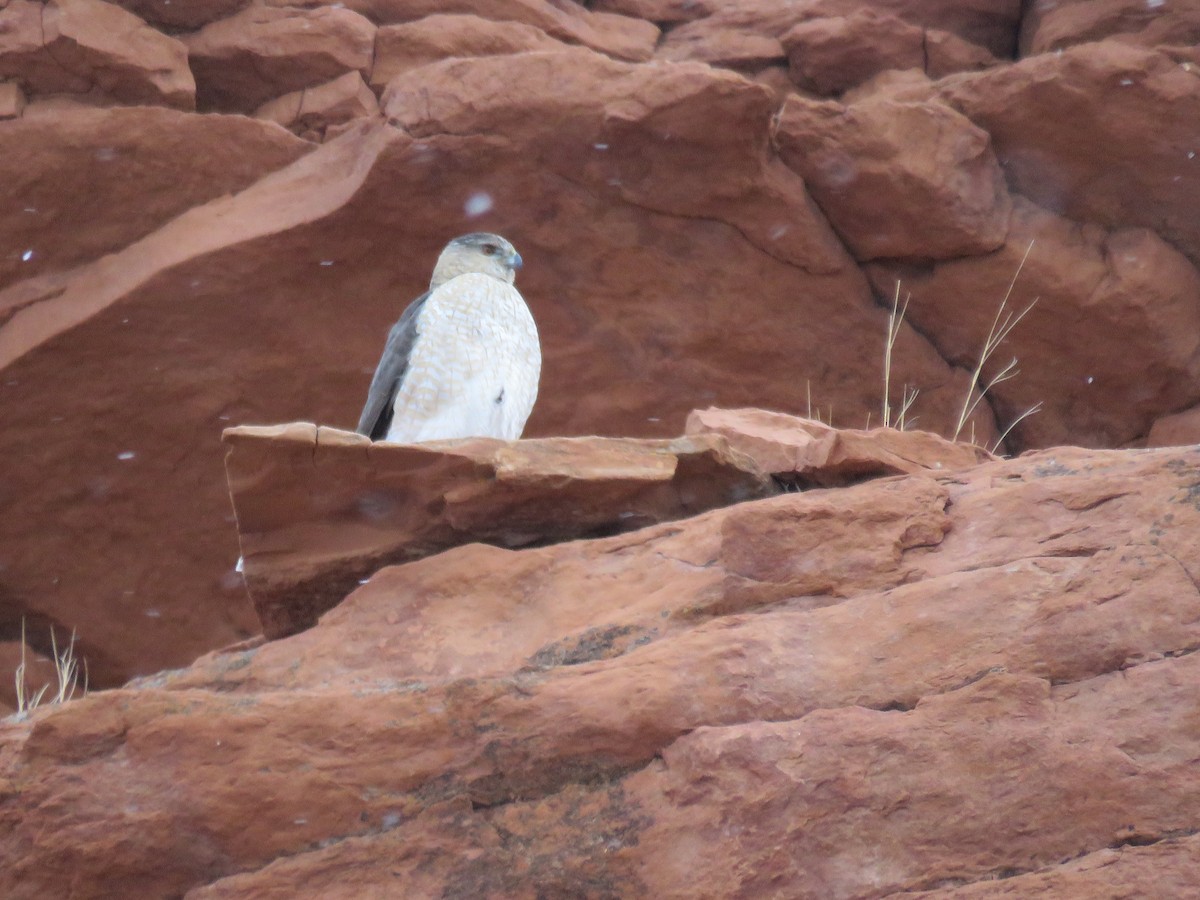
3;432;1199;897
0;0;1196;698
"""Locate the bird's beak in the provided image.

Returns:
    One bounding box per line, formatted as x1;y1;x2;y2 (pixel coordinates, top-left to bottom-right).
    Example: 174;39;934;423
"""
509;251;523;270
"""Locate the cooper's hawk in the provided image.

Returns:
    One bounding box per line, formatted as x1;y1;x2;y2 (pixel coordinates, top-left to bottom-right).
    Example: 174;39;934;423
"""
356;233;540;443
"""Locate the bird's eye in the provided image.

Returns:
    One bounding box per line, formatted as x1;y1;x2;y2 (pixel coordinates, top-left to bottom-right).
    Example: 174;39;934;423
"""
481;244;498;256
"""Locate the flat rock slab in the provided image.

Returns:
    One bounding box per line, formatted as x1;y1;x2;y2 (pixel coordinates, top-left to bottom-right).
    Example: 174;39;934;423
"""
223;422;775;638
686;406;994;485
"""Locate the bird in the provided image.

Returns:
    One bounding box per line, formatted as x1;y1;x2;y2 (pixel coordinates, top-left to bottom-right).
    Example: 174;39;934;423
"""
356;232;540;443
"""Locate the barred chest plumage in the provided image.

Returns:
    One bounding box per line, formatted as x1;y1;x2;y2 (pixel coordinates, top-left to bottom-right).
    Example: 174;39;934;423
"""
385;272;540;443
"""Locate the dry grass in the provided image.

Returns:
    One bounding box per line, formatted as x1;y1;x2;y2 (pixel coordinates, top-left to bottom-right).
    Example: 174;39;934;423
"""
882;281;919;431
13;620;87;715
805;243;1041;450
806;379;834;427
952;241;1041;446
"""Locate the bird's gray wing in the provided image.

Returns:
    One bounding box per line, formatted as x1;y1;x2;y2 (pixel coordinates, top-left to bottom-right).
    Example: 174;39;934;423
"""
356;292;430;440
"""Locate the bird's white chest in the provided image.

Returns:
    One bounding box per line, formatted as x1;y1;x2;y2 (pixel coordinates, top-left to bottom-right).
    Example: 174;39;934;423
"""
387;273;540;443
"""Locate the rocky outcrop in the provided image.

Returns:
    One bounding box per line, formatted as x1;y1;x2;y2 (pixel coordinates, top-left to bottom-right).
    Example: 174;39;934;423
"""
869;198;1200;449
371;14;568;86
928;42;1200;268
0;5;1196;893
773;93;1011;260
223;419;776;639
0;0;1196;715
0;106;310;291
0;0;194;108
0;82;24;119
1;45;992;686
340;0;661;61
4;435;1200;897
685;407;994;485
255;71;379;141
185;4;377;112
1020;0;1200;55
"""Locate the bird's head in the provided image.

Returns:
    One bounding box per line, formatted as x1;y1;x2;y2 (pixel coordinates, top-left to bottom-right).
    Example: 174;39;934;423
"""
430;232;523;288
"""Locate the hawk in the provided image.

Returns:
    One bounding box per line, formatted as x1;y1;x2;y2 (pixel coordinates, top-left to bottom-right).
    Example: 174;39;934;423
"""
356;233;540;443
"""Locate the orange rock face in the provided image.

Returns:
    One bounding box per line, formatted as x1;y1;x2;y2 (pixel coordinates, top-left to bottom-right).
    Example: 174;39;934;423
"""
0;0;194;108
223;420;776;639
0;14;1196;889
4;436;1200;896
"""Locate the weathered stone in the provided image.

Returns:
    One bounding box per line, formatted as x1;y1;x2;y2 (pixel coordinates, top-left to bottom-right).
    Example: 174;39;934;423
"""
868;197;1200;449
111;0;247;30
5;441;1200;896
642;0;1022;71
912;833;1200;897
0;123;394;685
774;92;1012;260
1147;402;1200;447
685;406;994;486
185;3;376;112
2;2;1192;704
0;0;194;108
370;14;565;88
592;0;710;24
255;70;378;141
0;106;310;291
0;81;24;118
925;26;999;77
931;41;1200;268
782;11;926;95
284;0;660;62
657;22;785;69
224;421;775;638
1021;0;1200;56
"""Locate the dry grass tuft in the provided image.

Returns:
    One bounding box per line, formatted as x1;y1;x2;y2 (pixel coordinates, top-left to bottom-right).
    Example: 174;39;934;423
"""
952;241;1040;445
13;620;87;715
882;281;920;431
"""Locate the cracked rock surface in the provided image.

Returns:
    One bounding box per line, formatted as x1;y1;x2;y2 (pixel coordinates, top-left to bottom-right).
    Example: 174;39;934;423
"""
0;0;1197;745
4;431;1200;896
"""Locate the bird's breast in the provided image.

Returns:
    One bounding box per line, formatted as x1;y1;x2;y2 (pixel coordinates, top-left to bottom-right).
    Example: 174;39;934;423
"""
386;273;540;443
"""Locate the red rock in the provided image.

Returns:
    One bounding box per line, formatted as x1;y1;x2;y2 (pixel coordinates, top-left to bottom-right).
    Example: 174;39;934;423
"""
925;26;1000;78
377;49;982;432
781;11;926;95
931;41;1200;267
5;441;1200;896
1021;0;1200;56
642;0;1022;72
912;833;1200;897
111;0;247;29
0;81;24;118
780;11;999;94
0;124;399;685
0;106;310;292
0;0;193;108
773;92;1012;260
1146;403;1200;447
370;13;566;88
0;42;1002;689
295;0;660;62
381;49;836;272
255;70;379;141
685;407;994;486
872;0;1023;57
222;422;774;639
869;197;1200;449
592;0;710;24
657;22;785;70
185;3;377;112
